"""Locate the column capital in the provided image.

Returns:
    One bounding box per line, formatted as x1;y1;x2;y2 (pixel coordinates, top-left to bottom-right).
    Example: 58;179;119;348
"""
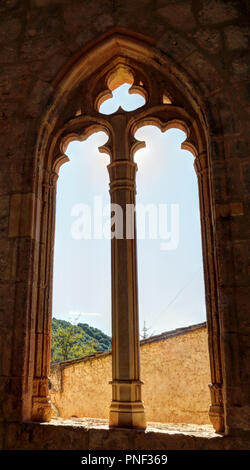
194;151;208;175
108;160;137;194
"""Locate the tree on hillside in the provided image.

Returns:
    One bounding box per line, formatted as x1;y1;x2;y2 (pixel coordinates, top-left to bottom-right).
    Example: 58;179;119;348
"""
51;326;98;363
51;318;112;352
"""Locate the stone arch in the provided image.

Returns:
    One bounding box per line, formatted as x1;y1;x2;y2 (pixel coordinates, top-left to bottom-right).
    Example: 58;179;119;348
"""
24;29;225;432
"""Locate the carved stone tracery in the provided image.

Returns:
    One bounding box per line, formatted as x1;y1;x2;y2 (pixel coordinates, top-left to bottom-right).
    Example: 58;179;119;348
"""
31;35;225;432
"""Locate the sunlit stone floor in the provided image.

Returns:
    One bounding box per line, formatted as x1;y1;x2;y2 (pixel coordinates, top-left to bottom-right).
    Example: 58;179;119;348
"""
43;417;218;438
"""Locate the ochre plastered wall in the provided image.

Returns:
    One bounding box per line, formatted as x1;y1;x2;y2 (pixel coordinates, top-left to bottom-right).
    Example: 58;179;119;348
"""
50;325;211;425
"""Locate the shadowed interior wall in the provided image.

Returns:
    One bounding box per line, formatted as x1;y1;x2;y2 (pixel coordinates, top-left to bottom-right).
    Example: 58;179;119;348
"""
0;0;249;449
50;324;210;424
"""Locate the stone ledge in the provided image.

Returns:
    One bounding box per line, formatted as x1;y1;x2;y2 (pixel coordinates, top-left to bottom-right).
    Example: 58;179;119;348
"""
2;418;250;450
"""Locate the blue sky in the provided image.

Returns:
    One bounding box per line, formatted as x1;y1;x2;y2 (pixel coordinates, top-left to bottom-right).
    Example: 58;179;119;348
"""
52;84;206;336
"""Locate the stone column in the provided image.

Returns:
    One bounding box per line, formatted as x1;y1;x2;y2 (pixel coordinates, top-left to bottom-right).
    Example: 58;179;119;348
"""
107;123;146;428
31;170;58;421
195;152;225;432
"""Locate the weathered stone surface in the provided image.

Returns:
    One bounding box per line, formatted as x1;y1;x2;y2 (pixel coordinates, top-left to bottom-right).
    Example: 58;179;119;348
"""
224;25;250;50
197;0;242;25
0;45;18;64
0;328;12;376
193;28;222;53
158;30;196;62
231;55;250;80
89;426;132;450
2;419;250;450
242;163;250;195
0;0;249;449
0;376;24;422
0;283;15;329
157;2;196;31
0;0;20;12
0;239;13;281
0;195;9;238
182;50;223;93
0;16;22;42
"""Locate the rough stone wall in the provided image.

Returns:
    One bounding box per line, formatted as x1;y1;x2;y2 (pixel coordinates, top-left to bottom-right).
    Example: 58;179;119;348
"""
50;325;211;424
0;0;249;447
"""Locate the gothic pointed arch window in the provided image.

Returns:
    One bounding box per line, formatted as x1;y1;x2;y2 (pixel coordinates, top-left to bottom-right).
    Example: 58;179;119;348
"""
32;35;224;433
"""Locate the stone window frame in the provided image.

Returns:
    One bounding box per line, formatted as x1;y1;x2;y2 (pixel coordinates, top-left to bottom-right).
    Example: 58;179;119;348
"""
29;31;224;432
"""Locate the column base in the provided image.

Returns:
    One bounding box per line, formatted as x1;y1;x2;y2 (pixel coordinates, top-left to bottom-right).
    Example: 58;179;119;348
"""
109;400;146;429
31;397;53;422
209;404;225;433
208;383;225;432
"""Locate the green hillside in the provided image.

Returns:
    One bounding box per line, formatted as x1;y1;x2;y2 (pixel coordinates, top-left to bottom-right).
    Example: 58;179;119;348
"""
51;318;112;363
